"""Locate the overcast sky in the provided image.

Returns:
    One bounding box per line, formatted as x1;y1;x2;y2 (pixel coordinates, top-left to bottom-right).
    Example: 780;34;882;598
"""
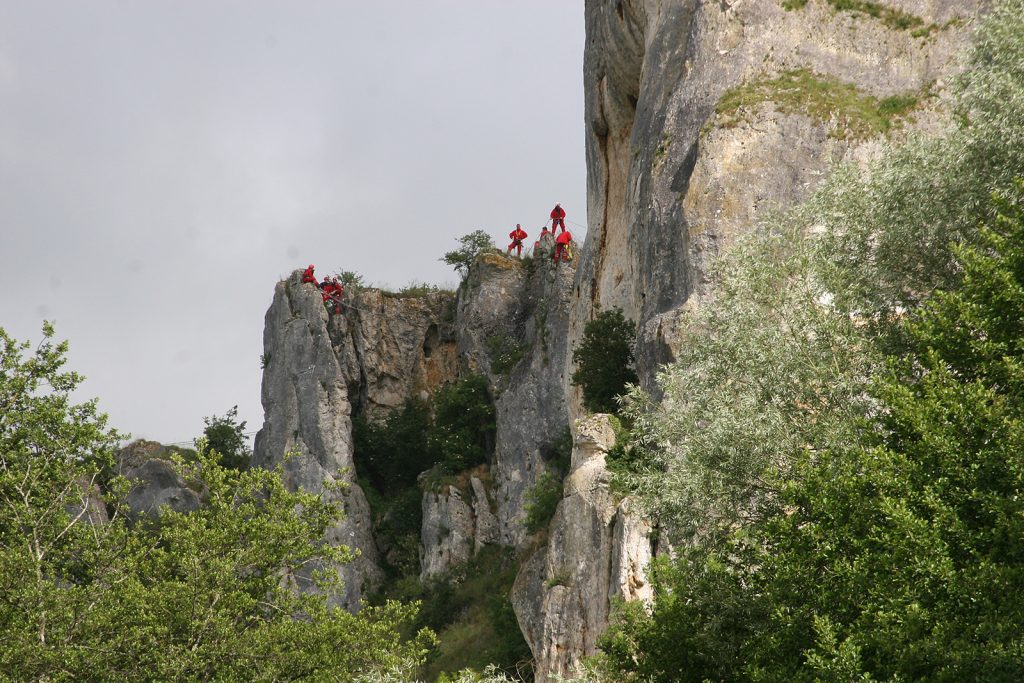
0;1;587;446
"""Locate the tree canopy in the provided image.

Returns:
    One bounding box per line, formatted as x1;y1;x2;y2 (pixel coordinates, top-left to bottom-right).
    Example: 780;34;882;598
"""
0;324;433;681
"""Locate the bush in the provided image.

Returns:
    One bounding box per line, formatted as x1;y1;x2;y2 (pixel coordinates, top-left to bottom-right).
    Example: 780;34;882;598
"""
0;325;433;681
442;230;496;277
571;308;639;414
428;375;496;473
523;470;563;534
353;399;433;495
485;333;527;377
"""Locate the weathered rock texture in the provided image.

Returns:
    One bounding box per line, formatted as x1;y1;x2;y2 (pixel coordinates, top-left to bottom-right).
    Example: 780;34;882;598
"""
572;0;984;403
511;415;654;680
253;273;459;610
252;0;987;668
116;440;203;520
456;251;577;546
420;471;500;580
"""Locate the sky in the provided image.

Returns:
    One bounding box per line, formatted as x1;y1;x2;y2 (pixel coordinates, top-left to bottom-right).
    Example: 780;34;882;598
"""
0;1;587;447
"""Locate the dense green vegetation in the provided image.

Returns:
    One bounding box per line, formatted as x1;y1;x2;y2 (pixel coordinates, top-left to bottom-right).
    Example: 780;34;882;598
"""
389;547;532;682
0;324;432;681
596;2;1024;680
571;308;638;415
715;68;923;139
352;376;531;680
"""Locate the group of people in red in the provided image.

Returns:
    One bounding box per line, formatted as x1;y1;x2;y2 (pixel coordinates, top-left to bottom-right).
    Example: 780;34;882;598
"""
301;265;344;315
506;203;574;263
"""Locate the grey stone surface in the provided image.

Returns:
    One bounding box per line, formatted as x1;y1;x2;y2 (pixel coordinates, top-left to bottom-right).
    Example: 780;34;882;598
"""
511;415;654;681
254;272;462;610
253;272;382;610
420;484;475;580
419;473;501;580
456;251;576;546
115;440;203;520
571;0;983;401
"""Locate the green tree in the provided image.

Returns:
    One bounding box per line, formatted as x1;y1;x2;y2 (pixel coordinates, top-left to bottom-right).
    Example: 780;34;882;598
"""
441;230;495;277
571;308;639;414
0;325;433;681
600;187;1024;682
353;398;433;495
427;375;496;473
201;404;251;470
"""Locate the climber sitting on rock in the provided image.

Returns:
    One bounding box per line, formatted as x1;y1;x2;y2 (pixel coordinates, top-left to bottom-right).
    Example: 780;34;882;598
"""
507;224;528;257
553;229;573;263
302;264;317;284
550;203;566;234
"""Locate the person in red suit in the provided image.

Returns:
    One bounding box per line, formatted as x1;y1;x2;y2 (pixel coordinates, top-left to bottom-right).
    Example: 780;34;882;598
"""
553;229;573;263
507;224;528;257
302;264;317;284
550;203;566;234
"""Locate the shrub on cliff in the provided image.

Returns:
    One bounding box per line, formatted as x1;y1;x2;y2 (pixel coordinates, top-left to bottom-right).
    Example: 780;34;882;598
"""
201;404;251;470
571;308;639;414
428;374;496;473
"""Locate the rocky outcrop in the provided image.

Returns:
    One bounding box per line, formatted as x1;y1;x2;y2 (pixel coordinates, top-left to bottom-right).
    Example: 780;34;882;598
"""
253;274;460;610
332;289;459;421
511;415;653;681
115;440;203;520
419;471;500;580
456;251;577;546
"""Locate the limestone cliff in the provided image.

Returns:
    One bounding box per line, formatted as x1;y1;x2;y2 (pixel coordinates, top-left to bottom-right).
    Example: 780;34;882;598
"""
573;0;983;402
251;0;987;674
511;415;653;680
253;274;458;610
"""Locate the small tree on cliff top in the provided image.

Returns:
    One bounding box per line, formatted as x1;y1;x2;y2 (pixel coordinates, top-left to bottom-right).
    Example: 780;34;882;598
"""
442;230;495;277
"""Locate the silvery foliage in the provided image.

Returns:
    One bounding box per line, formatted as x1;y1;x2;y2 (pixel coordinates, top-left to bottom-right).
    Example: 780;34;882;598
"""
619;221;880;542
619;0;1024;544
355;664;514;683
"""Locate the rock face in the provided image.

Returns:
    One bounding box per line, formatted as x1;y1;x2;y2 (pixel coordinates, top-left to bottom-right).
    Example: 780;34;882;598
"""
253;273;459;610
251;0;987;669
456;251;576;545
511;415;654;680
419;471;500;580
116;440;203;520
573;0;983;398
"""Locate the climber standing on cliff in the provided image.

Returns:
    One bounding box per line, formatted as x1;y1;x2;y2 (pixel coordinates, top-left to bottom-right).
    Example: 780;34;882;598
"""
302;264;317;284
507;224;528;257
554;229;573;263
550;203;566;234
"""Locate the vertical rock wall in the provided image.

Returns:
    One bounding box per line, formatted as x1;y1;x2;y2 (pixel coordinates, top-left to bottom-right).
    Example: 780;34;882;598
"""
511;415;654;680
253;273;459;610
455;251;577;546
572;0;983;402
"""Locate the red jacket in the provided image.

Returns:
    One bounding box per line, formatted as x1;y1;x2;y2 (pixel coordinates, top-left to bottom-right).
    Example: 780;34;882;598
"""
551;206;566;220
509;227;527;241
556;231;572;245
302;266;316;283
